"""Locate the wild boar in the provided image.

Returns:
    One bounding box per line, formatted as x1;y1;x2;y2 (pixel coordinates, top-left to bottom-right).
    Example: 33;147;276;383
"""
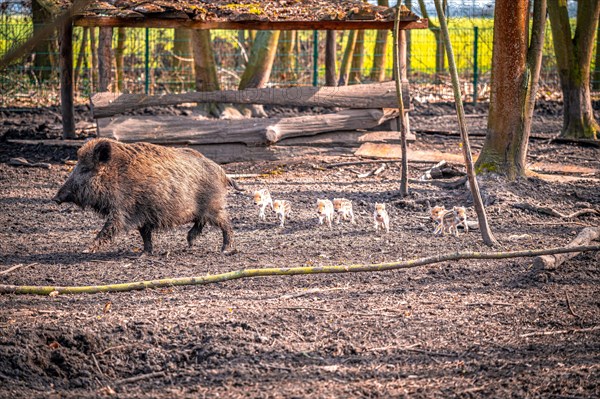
53;138;241;255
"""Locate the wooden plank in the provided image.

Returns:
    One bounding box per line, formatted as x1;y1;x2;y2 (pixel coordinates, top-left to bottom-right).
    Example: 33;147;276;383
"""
97;109;399;145
90;82;408;118
74;17;429;31
276;130;415;147
59;19;75;139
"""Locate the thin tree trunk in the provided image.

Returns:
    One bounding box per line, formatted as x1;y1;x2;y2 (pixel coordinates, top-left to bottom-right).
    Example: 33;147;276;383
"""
406;0;412;72
32;0;54;81
475;0;547;180
115;27;126;92
238;30;281;117
59;20;75;139
325;31;337;86
548;0;600;140
338;30;357;86
593;21;600;90
349;30;365;84
90;27;98;92
417;0;445;80
97;27;113;92
73;27;88;90
434;0;498;247
370;0;389;82
275;30;296;81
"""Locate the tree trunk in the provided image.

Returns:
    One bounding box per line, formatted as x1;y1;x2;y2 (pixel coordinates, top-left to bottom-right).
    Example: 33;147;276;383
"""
275;30;296;81
115;27;126;92
593;21;600;90
173;29;192;68
89;27;98;92
370;0;389;82
405;0;412;72
417;0;445;80
475;0;547;180
97;27;113;92
191;29;221;117
325;31;337;86
238;30;281;117
32;0;54;81
349;30;365;84
338;30;357;86
548;0;600;140
73;27;88;90
370;30;389;82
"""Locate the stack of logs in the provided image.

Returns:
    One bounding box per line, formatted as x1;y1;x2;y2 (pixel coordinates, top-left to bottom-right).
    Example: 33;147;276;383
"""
90;82;413;163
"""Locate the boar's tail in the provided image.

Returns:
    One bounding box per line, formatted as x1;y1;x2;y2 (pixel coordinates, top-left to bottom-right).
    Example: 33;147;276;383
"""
226;176;245;192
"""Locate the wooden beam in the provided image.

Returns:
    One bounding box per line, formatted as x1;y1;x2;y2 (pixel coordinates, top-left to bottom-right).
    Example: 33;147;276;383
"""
90;82;408;118
97;109;399;145
74;17;429;31
59;20;75;139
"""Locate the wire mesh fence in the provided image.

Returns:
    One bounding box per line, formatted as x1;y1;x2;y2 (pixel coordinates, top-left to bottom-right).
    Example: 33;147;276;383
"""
0;1;598;107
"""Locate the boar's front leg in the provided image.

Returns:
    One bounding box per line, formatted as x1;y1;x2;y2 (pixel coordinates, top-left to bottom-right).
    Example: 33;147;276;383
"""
90;213;124;253
138;224;154;254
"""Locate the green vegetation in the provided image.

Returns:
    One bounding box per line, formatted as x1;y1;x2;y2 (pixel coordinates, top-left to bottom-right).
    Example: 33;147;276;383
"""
0;16;597;97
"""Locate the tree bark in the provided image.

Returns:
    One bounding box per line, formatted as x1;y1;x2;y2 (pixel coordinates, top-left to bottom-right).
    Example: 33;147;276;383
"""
97;27;113;92
32;0;54;81
114;27;126;92
548;0;600;140
238;30;281;117
349;30;365;84
325;31;337;86
475;0;547;180
338;30;357;86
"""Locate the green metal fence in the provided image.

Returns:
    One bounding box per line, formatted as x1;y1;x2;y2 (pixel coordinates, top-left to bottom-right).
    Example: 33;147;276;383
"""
0;17;598;106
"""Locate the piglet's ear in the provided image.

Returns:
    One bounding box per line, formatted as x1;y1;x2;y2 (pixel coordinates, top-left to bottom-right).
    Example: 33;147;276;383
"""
93;140;112;164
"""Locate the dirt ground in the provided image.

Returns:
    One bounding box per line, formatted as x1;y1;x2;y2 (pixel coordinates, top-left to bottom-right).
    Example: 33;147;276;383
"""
0;101;599;398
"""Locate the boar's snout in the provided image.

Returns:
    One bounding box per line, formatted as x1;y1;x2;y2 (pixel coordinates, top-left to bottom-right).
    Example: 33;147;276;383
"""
53;183;75;205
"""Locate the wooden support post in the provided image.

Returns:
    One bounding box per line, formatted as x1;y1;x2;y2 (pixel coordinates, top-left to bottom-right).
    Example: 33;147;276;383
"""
59;20;76;139
325;30;337;86
397;28;410;136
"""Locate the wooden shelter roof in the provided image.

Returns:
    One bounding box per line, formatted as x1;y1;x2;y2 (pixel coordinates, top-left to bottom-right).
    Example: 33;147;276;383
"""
44;0;427;30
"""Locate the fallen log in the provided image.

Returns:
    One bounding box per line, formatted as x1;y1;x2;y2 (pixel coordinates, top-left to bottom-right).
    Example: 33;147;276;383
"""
1;244;598;295
533;227;600;271
97;108;398;146
513;202;599;219
90;82;407;118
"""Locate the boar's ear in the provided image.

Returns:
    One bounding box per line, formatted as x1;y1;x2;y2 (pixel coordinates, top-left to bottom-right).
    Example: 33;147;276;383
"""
93;141;112;164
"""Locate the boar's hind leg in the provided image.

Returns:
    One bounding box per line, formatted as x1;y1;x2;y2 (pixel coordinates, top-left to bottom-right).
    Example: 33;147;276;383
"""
187;218;206;247
208;210;235;254
139;224;154;254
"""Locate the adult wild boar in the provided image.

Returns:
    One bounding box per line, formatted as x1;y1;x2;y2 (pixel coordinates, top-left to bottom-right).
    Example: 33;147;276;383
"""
53;138;241;255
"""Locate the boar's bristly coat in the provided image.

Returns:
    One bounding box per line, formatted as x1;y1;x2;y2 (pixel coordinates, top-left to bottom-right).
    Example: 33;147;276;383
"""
53;138;240;254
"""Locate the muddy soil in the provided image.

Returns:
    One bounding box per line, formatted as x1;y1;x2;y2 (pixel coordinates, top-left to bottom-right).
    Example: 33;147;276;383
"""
0;101;599;398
